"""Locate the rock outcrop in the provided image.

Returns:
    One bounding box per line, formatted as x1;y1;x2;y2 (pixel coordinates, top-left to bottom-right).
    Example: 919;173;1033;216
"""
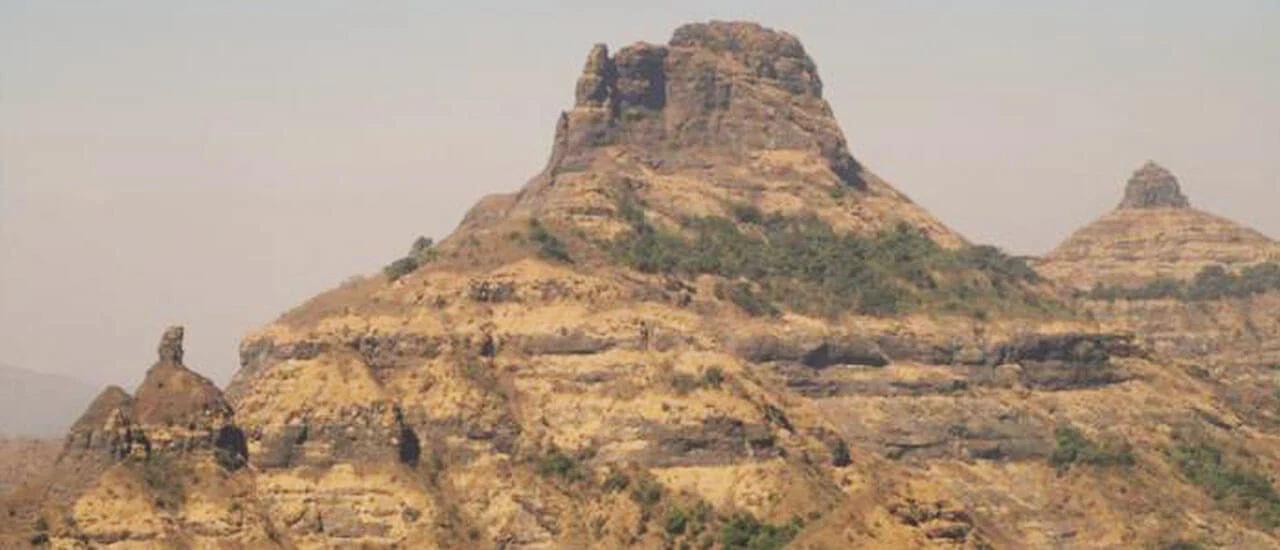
560;21;861;189
1118;161;1190;209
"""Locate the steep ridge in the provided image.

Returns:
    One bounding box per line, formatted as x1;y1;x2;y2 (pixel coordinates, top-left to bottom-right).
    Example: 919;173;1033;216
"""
6;21;1280;550
1039;161;1280;289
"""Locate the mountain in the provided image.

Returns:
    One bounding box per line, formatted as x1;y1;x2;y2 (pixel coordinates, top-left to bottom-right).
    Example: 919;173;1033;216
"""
6;21;1280;550
1038;161;1280;289
0;364;98;437
1040;163;1280;436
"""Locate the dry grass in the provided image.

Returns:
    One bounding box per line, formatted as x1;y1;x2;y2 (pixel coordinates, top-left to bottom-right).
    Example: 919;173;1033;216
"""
0;437;60;495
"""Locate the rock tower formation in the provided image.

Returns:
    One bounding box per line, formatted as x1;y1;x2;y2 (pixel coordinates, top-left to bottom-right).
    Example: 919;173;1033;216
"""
1118;161;1191;209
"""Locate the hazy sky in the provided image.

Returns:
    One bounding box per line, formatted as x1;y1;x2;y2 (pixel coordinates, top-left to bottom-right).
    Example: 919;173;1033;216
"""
2;1;1277;388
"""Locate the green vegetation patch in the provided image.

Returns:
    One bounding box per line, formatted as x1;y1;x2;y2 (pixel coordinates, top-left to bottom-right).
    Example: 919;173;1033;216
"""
718;512;804;550
1089;262;1280;302
832;439;852;468
1049;426;1135;473
1170;442;1280;528
529;218;572;263
537;450;586;483
383;236;440;281
609;198;1053;318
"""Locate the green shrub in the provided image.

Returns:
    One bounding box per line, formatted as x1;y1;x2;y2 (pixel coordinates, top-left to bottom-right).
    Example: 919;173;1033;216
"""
670;372;700;395
1187;265;1236;301
383;235;440;281
383;256;419;281
630;474;665;516
665;506;689;535
718;512;800;550
410;236;439;261
602;469;630;493
832;440;851;468
1171;442;1280;528
731;203;765;225
702;367;725;389
529;219;572;263
538;451;584;483
1049;427;1135;472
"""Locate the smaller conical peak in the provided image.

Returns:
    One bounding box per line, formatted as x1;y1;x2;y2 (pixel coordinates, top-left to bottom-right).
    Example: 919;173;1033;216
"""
158;325;184;366
1119;161;1190;209
71;385;132;432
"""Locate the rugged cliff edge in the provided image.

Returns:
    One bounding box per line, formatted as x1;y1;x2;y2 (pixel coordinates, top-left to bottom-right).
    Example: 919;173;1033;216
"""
5;21;1280;550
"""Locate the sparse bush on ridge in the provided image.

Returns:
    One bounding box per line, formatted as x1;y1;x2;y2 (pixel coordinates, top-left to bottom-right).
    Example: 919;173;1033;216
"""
1088;262;1280;302
384;236;440;281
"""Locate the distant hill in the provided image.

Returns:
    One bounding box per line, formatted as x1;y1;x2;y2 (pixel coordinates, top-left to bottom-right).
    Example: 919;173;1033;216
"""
1039;161;1280;289
0;364;98;436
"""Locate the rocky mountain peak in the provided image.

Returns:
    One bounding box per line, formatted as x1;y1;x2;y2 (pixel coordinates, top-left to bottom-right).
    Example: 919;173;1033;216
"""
1119;161;1190;209
555;20;863;189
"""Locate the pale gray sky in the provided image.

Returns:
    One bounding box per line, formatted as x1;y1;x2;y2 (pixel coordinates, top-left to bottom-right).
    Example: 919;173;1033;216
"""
2;1;1277;388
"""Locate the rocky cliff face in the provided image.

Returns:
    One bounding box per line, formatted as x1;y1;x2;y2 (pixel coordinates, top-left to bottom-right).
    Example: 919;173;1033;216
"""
1039;162;1280;288
6;21;1280;550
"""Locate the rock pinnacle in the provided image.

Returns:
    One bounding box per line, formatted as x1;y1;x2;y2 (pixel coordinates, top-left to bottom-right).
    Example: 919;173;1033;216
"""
1118;161;1190;209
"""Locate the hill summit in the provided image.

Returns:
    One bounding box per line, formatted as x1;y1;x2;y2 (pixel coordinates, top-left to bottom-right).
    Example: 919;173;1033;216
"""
1040;161;1279;288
